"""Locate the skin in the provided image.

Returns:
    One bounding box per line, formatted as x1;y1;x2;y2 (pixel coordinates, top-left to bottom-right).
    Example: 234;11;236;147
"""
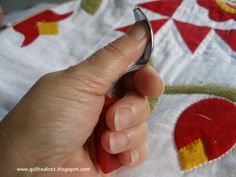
0;5;3;25
0;21;164;177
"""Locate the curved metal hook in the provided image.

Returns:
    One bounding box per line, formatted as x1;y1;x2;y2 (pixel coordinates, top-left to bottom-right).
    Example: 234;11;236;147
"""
126;8;154;73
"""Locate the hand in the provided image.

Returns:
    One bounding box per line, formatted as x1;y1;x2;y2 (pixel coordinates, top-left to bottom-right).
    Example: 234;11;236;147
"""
0;5;3;25
0;22;164;177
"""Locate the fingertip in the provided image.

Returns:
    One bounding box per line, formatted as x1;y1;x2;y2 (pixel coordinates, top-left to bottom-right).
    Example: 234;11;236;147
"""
101;131;111;153
134;65;164;97
106;92;149;132
106;107;116;131
101;131;129;154
118;146;148;166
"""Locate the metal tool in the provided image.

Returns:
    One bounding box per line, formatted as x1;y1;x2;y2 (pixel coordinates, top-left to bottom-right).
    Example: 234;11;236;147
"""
96;7;154;174
127;8;154;73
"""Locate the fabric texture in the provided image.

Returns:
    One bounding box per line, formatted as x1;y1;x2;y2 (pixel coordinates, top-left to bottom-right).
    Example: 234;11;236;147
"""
0;0;235;176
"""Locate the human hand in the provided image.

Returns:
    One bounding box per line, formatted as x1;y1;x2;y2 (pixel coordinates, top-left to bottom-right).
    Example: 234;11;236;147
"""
0;22;164;177
0;5;3;25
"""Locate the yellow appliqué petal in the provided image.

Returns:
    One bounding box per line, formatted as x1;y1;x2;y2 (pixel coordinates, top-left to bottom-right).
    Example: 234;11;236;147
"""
178;138;208;171
37;22;59;35
216;0;236;14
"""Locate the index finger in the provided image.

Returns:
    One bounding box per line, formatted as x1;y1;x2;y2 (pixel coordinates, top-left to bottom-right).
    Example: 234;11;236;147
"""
121;65;164;97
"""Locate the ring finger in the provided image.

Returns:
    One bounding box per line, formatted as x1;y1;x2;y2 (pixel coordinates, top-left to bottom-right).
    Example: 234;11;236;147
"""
101;122;148;154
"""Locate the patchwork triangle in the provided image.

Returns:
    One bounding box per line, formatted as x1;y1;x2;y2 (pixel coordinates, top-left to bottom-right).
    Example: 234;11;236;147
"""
138;0;183;17
116;19;168;35
174;20;211;53
215;29;236;52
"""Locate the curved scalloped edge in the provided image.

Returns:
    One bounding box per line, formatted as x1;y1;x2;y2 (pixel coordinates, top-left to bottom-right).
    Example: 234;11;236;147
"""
170;94;236;173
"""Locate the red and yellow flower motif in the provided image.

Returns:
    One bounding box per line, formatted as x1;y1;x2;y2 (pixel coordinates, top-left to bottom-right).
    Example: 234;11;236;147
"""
175;98;236;171
13;10;73;47
198;0;236;21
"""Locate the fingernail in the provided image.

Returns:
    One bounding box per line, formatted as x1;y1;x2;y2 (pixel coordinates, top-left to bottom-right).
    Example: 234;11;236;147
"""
115;106;133;131
130;150;140;165
127;21;148;41
110;132;129;153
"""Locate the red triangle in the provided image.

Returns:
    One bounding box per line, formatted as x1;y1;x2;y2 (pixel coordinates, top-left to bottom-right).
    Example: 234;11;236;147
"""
215;29;236;53
151;19;168;34
116;19;168;35
115;25;131;33
174;20;211;53
138;0;183;17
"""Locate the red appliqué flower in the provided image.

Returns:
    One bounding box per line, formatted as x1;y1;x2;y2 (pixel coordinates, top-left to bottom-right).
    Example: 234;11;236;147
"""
175;98;236;170
13;10;73;47
198;0;236;21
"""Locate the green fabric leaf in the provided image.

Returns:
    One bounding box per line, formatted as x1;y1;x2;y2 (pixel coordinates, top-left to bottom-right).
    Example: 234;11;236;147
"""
148;59;159;115
81;0;102;15
148;97;159;114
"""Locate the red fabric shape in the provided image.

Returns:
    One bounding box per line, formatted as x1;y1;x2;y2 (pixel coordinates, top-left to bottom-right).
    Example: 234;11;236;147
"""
138;0;183;17
174;98;236;160
116;19;168;35
174;20;211;53
198;0;236;21
215;29;236;52
13;10;73;47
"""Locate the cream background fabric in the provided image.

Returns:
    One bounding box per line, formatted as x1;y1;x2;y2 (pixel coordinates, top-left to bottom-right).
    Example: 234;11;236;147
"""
0;0;235;176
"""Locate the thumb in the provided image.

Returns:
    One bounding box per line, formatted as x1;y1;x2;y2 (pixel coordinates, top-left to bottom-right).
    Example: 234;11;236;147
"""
66;21;149;95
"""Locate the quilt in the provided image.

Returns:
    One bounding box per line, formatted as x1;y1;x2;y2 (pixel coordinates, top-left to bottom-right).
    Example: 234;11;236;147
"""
0;0;235;176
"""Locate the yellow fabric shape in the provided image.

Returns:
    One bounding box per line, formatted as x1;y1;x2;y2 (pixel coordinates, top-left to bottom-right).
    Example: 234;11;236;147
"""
178;138;208;171
37;22;59;35
216;0;236;14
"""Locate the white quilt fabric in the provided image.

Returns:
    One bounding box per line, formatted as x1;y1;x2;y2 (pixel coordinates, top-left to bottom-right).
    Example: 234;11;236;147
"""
0;0;235;176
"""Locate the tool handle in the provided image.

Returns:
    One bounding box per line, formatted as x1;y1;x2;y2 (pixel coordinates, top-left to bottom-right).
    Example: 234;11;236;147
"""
95;96;123;174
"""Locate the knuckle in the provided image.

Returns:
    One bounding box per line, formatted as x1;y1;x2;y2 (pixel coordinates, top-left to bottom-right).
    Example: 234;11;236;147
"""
103;39;127;59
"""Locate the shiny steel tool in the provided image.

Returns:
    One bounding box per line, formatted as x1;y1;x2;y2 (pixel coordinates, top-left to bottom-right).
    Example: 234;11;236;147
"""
126;8;154;73
95;7;154;174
